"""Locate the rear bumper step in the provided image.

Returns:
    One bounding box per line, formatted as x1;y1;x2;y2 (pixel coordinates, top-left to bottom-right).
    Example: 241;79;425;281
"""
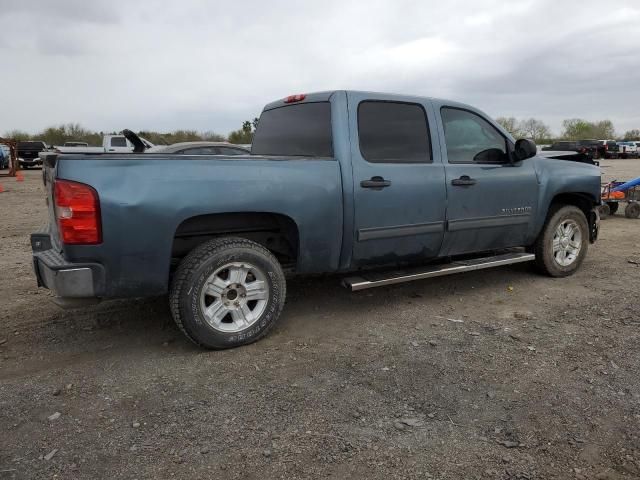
342;252;535;291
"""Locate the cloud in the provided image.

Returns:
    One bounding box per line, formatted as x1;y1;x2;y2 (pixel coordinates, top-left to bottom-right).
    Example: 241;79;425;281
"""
0;0;638;136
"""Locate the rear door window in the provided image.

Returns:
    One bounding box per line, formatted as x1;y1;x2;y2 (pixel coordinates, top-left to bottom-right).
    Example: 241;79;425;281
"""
357;101;431;163
251;102;333;157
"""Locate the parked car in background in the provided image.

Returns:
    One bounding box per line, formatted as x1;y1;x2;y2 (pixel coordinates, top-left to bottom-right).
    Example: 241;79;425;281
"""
617;141;638;158
32;90;601;350
541;140;599;163
576;139;602;158
17;141;49;168
54;134;155;154
146;142;250;155
62;141;89;147
0;144;11;169
599;140;619;159
542;141;578;152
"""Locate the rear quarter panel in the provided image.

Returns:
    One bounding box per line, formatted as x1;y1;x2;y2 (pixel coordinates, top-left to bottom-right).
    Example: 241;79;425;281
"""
56;155;343;297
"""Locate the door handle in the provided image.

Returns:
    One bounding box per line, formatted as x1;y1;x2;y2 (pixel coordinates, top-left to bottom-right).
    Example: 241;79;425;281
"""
361;176;392;189
451;175;476;186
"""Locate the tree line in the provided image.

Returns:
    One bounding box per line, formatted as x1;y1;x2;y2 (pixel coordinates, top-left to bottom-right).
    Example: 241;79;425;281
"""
4;117;639;147
495;117;639;143
2;119;259;147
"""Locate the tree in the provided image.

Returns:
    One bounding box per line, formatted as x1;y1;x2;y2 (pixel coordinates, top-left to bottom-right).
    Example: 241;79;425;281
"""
3;129;31;141
591;120;616;139
201;130;225;142
228;120;255;144
495;117;522;138
561;119;591;140
623;129;640;140
561;118;616;140
519;118;552;142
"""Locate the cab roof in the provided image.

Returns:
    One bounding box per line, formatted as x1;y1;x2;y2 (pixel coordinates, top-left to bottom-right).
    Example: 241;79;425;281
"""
262;90;470;111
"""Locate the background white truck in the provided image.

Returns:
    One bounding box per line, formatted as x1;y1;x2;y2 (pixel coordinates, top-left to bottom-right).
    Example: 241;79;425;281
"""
55;133;155;154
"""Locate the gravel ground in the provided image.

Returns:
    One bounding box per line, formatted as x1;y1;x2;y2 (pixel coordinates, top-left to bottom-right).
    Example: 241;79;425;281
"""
1;160;639;480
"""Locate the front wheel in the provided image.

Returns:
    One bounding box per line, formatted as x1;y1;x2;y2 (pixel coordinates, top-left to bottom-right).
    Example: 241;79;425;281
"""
534;205;589;277
170;237;286;349
607;202;619;215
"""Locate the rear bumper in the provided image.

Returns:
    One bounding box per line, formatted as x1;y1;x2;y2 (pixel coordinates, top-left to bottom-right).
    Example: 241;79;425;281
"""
31;233;104;301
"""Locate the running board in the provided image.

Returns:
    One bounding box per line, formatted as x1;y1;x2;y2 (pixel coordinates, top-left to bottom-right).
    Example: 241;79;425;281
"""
342;252;535;291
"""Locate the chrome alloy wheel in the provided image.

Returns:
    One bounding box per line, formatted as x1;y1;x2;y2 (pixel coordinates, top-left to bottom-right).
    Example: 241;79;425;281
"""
199;262;269;332
552;219;582;267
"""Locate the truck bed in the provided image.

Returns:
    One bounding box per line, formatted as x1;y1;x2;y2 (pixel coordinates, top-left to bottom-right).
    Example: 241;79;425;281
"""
41;152;344;297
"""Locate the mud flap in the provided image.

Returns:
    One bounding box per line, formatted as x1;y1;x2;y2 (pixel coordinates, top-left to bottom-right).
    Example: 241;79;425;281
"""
588;208;600;243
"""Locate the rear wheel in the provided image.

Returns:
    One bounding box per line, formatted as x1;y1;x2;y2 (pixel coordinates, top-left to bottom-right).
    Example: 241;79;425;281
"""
598;203;610;218
170;237;286;349
534;205;589;277
607;202;619;215
625;202;640;219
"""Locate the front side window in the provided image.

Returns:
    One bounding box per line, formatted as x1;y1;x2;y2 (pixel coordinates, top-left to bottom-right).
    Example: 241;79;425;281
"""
111;137;127;147
251;102;333;157
358;101;431;163
441;108;507;164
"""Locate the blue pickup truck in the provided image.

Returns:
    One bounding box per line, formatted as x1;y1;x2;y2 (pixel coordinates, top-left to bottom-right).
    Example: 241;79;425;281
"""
32;91;601;349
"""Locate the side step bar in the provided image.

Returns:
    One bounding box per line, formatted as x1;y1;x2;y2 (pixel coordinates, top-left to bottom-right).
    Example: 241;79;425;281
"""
342;252;535;291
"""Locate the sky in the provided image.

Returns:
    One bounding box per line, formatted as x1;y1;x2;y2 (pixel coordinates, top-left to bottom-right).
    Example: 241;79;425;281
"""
1;0;639;137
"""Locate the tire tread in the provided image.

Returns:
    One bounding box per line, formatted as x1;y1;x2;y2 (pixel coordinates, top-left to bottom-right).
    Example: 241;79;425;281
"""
169;237;285;348
533;204;588;277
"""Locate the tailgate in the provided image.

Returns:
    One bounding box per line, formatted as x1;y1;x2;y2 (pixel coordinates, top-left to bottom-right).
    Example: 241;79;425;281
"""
40;153;62;251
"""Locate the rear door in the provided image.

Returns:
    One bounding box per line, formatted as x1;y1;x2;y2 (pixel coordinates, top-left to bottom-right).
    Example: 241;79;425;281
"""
347;92;447;267
436;105;539;256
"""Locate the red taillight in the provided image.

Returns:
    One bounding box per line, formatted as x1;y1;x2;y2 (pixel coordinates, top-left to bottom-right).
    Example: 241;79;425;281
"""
54;179;102;245
284;94;306;103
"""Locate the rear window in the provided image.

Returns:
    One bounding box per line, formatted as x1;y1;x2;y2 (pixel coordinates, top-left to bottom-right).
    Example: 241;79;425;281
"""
251;102;333;157
111;137;127;147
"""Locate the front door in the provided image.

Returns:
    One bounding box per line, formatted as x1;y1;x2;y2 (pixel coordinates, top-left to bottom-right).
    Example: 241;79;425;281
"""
348;93;447;267
436;106;539;256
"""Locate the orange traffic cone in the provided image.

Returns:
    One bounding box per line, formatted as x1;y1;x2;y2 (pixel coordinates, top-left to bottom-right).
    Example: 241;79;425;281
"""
0;183;4;193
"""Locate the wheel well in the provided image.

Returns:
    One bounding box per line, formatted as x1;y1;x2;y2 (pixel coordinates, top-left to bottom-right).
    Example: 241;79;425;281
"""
172;212;299;268
550;192;596;218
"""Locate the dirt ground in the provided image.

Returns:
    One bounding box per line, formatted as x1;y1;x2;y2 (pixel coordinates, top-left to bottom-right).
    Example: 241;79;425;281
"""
1;160;639;480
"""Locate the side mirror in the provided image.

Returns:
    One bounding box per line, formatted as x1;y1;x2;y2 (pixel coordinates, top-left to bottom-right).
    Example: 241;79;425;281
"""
513;138;537;161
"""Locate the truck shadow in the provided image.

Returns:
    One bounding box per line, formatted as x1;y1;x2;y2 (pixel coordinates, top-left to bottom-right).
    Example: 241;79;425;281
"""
4;262;540;375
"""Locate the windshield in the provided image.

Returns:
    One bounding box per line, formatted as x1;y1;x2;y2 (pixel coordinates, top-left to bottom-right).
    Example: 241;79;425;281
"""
18;141;45;149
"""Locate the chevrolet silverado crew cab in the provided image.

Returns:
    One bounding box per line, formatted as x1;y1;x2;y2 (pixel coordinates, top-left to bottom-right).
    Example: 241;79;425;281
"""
32;91;601;349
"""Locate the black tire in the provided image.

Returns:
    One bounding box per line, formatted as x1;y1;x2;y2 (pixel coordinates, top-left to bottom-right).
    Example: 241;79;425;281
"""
598;203;610;218
625;202;640;219
534;205;589;277
169;237;286;349
607;202;619;215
